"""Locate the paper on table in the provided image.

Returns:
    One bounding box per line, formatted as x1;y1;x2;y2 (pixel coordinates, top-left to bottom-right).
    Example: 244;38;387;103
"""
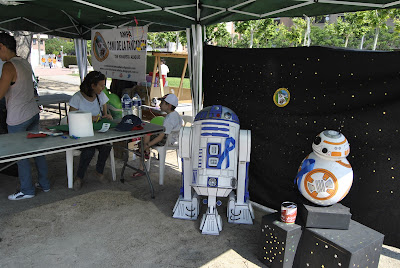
98;123;111;133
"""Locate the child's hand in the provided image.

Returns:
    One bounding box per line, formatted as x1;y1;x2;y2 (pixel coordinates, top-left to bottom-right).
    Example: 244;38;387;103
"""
102;114;113;120
92;115;101;122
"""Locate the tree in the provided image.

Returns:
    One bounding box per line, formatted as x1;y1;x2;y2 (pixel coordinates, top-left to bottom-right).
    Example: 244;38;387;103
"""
291;17;308;47
365;9;391;50
269;23;291;48
314;23;345;47
146;32;176;50
205;23;231;47
234;20;265;48
45;38;74;55
14;31;33;62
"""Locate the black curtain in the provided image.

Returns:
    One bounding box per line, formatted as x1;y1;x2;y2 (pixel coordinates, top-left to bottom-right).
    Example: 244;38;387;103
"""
203;45;400;247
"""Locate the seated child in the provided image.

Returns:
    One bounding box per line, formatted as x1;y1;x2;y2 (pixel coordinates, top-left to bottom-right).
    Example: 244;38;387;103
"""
133;93;182;177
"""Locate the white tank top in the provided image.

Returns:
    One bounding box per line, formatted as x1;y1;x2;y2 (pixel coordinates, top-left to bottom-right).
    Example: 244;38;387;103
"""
5;57;39;126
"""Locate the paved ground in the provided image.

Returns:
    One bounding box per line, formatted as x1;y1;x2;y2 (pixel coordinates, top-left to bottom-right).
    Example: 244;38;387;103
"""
0;67;399;267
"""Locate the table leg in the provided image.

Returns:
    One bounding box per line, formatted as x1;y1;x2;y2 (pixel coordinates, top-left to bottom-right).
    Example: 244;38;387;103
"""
110;144;116;181
0;161;18;172
58;103;62;123
66;150;74;188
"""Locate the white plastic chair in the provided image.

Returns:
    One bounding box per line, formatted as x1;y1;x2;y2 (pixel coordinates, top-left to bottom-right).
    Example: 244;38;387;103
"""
145;130;180;185
61;116;116;188
145;115;193;185
180;115;193;127
66;145;116;188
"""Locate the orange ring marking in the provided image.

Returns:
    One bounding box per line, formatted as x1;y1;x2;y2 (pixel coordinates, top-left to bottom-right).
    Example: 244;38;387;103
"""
323;138;347;145
336;160;352;168
304;169;338;200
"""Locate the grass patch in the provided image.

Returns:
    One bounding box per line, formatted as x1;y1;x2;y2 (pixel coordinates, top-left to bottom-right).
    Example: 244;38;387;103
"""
166;77;190;88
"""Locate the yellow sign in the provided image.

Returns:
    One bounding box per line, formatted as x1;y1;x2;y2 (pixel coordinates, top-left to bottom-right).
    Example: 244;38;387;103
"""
273;88;290;107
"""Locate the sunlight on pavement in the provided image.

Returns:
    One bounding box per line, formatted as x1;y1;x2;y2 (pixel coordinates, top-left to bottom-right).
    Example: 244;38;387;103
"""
200;249;260;268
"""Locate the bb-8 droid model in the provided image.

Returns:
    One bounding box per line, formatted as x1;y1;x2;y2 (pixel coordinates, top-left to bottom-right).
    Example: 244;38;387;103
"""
172;105;254;235
296;130;353;206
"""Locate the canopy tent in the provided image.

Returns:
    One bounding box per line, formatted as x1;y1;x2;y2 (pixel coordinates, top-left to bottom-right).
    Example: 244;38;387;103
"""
2;0;400;113
1;1;400;39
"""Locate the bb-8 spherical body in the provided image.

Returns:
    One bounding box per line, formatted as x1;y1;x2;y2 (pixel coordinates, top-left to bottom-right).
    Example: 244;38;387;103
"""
296;130;353;206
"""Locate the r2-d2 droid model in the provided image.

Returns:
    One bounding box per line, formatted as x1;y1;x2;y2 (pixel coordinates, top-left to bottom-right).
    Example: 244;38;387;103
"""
296;130;353;206
173;105;254;235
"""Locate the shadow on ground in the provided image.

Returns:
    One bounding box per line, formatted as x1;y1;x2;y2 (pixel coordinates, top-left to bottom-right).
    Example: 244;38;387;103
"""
0;144;266;267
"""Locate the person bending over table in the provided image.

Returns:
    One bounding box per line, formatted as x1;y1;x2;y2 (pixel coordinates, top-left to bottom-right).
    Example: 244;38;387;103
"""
133;93;182;177
0;32;51;200
69;71;113;190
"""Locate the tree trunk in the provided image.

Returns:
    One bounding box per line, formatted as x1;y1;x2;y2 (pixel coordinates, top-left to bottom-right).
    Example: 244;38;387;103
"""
373;27;379;51
359;34;365;50
250;29;254;48
345;36;349;48
303;16;311;47
14;31;33;62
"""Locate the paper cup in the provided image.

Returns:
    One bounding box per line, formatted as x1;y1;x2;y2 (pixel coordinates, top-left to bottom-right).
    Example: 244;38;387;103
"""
280;201;297;224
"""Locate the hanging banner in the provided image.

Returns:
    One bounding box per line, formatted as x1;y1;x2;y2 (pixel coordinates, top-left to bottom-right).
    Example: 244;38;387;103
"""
91;26;147;82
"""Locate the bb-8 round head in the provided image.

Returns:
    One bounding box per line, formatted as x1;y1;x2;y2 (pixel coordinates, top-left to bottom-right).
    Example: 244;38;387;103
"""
312;130;350;160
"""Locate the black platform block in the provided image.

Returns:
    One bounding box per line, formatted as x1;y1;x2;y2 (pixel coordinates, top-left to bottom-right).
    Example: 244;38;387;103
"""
298;202;352;230
295;220;384;268
258;212;302;268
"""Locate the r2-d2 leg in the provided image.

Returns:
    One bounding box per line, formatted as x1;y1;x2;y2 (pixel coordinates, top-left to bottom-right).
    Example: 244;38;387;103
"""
228;130;254;224
199;191;223;235
173;127;200;220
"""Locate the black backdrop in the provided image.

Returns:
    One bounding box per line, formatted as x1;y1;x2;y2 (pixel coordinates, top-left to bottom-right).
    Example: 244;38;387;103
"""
203;45;400;247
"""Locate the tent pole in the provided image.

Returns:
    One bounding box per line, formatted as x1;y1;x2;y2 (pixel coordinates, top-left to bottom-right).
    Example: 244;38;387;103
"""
196;24;203;111
191;24;198;115
74;38;88;82
186;28;195;117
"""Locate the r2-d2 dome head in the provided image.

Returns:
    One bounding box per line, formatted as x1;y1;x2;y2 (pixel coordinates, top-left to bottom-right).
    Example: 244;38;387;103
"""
194;105;239;124
312;130;350;160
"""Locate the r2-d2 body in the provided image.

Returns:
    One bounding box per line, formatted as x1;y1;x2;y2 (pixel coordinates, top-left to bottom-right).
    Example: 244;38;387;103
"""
173;105;254;235
296;130;353;206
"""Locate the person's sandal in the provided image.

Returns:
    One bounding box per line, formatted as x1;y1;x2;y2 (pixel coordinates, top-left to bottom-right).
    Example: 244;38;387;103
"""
132;171;145;178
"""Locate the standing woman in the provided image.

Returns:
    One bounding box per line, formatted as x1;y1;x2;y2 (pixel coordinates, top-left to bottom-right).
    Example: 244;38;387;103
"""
0;32;51;200
47;56;52;68
69;71;113;190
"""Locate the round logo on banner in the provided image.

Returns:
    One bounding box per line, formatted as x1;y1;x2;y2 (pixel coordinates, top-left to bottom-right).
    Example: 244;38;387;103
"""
93;32;109;62
273;88;290;107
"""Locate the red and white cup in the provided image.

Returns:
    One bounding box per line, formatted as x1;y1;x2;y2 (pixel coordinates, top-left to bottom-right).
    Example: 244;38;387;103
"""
280;201;297;224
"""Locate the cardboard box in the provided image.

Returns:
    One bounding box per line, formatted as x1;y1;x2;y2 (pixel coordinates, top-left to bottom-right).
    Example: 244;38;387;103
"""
295;220;384;268
259;212;303;268
298;203;352;230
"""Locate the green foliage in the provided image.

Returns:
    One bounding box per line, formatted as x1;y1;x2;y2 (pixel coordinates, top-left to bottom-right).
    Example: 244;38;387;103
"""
310;25;344;47
213;9;398;50
62;55;77;67
205;23;231;47
45;38;74;55
234;19;281;48
62;55;92;67
348;26;400;50
147;32;176;49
